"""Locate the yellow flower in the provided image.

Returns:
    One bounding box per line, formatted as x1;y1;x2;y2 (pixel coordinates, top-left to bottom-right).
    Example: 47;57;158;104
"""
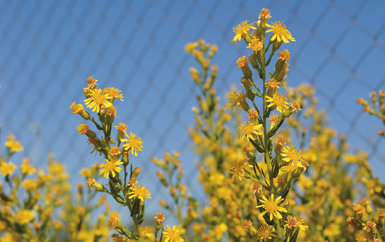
266;93;288;113
121;132;143;157
247;108;259;122
76;124;89;135
266;21;295;43
257;225;275;241
22;179;38;191
154;212;165;223
257;194;287;220
281;146;303;166
247;36;263;53
227;90;247;108
285;216;308;231
21;158;36;175
0;162;17;176
236;56;248;69
87;75;97;89
239;121;263;141
259;8;272;21
5;135;23;153
232;20;256;44
103;87;123;101
278;49;290;62
14;210;35;225
185;42;198;53
128;185;151;202
69;101;84;114
99;159;123;178
229;160;251;181
163;225;185;242
84;88;112;113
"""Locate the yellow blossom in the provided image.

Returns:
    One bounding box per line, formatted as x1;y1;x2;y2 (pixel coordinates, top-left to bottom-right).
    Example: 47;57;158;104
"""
266;93;288;113
99;159;123;178
247;108;259;121
14;210;35;225
232;20;256;44
278;49;290;62
163;225;185;242
22;179;38;191
87;75;97;89
154;212;165;223
5;135;23;153
185;42;198;53
281;146;303;166
229;160;251;181
0;162;17;176
227;90;247;108
84;88;112;113
121;132;143;157
247;36;263;53
103;87;123;101
236;56;249;69
259;8;272;21
239;121;263;141
257;225;275;241
285;216;308;231
266;21;295;43
127;185;152;202
257;194;287;220
76;124;89;135
69;102;84;114
21;158;36;175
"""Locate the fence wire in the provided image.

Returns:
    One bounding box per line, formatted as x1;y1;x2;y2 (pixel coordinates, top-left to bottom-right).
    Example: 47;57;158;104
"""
0;0;384;213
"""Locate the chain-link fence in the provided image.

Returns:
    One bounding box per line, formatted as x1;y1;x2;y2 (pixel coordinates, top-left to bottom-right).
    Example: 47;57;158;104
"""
1;0;384;214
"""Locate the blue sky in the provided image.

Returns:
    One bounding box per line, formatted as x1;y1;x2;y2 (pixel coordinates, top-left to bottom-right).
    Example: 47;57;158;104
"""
1;0;385;219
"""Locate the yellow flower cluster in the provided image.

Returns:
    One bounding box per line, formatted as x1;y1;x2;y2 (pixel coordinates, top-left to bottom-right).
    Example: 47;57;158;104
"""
0;137;111;241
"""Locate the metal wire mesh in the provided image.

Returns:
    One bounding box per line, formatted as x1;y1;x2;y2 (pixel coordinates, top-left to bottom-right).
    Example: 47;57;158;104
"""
1;0;384;213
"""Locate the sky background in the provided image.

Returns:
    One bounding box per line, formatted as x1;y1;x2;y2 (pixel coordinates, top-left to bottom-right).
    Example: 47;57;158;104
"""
1;0;385;222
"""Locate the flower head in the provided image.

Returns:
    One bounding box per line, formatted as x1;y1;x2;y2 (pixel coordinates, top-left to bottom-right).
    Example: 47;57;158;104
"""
247;36;263;53
163;225;185;242
257;225;275;241
232;20;256;44
266;93;288;113
128;185;152;202
281;146;303;166
87;76;97;89
259;8;272;21
229;160;251;181
227;90;247;108
84;88;112;113
154;212;165;223
285;216;308;231
15;210;35;225
103;87;124;101
99;159;123;178
240;121;263;141
0;162;17;176
266;21;295;43
77;124;89;135
5;135;23;153
70;102;84;114
236;56;249;69
122;132;143;157
257;194;287;220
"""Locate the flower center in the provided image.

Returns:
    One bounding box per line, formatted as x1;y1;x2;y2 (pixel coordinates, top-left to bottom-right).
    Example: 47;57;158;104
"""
93;92;106;105
264;199;278;213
